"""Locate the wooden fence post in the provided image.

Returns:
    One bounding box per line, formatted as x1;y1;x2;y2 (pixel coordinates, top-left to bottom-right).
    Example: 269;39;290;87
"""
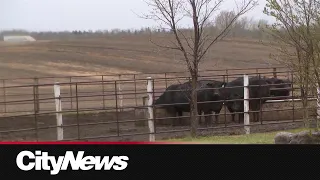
102;75;105;109
118;75;123;112
243;74;250;134
273;68;277;78
54;82;64;141
134;74;138;106
147;77;155;142
69;77;73;110
2;80;6;113
34;78;39;113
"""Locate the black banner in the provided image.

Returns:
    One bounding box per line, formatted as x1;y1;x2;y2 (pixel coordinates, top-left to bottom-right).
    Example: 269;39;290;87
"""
0;143;318;178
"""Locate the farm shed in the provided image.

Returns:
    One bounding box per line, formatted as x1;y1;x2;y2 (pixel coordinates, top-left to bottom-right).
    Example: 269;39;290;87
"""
3;35;36;42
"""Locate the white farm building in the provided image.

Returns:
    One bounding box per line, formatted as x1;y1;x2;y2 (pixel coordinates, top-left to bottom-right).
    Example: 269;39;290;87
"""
3;35;36;42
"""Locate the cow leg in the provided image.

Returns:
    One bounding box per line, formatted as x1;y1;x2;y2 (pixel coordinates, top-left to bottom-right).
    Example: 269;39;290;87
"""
204;111;212;126
174;110;183;126
255;111;261;122
198;110;202;126
214;114;219;125
255;103;262;122
167;108;176;127
227;106;235;122
214;104;224;125
259;110;262;122
214;110;220;125
179;111;184;126
238;113;244;124
258;104;264;123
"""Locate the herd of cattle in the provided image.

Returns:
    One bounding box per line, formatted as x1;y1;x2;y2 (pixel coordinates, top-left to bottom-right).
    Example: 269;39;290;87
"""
153;76;292;126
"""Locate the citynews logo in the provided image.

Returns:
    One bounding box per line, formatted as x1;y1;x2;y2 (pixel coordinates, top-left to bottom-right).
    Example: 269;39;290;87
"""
16;150;129;175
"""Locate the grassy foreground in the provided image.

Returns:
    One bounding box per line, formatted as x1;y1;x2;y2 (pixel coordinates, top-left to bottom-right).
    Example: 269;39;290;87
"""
164;128;308;144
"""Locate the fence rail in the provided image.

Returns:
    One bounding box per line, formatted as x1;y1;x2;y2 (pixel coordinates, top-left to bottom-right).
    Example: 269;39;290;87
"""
0;66;316;142
0;67;290;113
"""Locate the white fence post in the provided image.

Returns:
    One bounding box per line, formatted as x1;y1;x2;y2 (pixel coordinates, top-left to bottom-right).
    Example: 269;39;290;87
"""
243;75;250;134
54;82;64;140
147;77;155;142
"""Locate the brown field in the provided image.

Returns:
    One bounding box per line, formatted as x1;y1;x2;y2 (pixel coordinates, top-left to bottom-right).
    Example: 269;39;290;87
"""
0;35;307;141
0;36;281;80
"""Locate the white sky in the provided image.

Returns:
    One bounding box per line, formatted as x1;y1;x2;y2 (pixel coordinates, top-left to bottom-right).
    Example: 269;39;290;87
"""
0;0;275;32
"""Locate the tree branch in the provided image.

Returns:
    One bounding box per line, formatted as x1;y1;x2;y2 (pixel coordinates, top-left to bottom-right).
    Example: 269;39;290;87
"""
199;0;257;60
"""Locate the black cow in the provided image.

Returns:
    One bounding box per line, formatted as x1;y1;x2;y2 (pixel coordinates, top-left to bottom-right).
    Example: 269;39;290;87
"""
153;80;226;126
197;80;227;125
222;76;270;123
265;77;292;99
153;83;181;120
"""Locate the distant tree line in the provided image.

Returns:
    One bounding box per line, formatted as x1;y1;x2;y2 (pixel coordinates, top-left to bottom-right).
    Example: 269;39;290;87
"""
0;10;271;41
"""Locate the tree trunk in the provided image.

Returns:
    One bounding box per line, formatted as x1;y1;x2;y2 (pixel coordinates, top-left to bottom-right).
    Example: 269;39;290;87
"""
301;70;310;128
317;85;320;131
190;74;198;137
303;96;310;127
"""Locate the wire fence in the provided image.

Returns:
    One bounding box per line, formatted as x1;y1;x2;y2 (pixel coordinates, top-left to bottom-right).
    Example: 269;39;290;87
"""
0;66;316;142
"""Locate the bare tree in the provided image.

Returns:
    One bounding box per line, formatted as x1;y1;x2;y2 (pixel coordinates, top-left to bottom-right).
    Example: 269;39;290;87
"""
263;0;320;130
215;11;237;30
141;0;257;137
214;10;253;38
234;15;254;37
